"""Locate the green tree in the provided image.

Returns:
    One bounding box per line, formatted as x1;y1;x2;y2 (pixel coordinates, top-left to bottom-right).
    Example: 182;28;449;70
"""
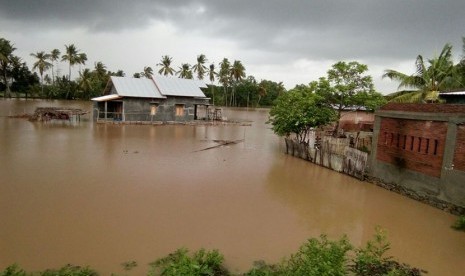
316;61;385;136
207;63;218;105
30;51;52;94
61;44;80;81
0;37;16;98
192;54;207;80
157;55;175;76
49;48;60;84
143;66;153;78
77;68;93;99
383;43;462;102
269;88;336;142
177;63;193;79
230;60;246;106
219;58;231;106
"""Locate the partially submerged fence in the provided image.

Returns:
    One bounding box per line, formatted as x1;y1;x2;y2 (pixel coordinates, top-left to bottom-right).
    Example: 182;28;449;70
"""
284;136;368;180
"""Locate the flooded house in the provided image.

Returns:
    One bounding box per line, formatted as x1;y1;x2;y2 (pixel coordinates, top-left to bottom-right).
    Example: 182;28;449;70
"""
91;76;210;122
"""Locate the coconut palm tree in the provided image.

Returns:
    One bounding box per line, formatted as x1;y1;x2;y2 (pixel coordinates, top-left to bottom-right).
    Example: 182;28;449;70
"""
30;51;52;94
157;55;175;76
77;52;87;72
383;43;461;102
78;68;93;99
219;58;231;106
257;81;267;107
143;66;153;78
61;44;80;81
230;60;246;106
207;63;218;105
0;38;16;98
177;63;193;79
192;54;207;80
49;49;60;84
94;61;107;79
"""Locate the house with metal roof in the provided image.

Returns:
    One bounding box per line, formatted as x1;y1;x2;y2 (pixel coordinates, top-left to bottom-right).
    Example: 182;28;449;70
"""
440;90;465;104
91;76;210;122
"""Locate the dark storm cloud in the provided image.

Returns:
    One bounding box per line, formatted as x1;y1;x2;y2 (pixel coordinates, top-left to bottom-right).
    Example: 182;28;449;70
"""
1;0;464;78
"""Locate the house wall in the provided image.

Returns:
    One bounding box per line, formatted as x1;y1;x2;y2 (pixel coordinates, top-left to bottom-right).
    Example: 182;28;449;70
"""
96;97;209;122
370;103;465;207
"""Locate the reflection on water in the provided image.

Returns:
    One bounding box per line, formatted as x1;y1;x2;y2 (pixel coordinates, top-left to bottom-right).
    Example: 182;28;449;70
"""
1;99;464;275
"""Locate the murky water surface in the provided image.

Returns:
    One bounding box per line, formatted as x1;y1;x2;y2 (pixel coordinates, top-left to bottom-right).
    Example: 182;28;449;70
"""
1;99;464;275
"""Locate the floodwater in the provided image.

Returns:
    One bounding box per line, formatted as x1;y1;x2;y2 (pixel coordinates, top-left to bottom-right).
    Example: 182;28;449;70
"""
1;99;464;275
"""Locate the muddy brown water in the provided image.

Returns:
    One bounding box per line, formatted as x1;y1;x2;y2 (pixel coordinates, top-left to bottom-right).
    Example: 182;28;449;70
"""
1;99;464;275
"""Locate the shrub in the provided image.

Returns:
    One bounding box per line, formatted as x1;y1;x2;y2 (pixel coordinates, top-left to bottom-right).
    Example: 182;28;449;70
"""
148;248;228;276
1;264;27;276
351;228;423;276
452;216;465;231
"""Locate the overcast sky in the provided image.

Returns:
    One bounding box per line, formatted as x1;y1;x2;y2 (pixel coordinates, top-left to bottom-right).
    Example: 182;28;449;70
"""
1;0;464;93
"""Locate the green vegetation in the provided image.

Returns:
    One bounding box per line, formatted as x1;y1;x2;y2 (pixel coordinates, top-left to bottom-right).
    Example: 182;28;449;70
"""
148;248;227;276
383;37;465;103
1;229;424;276
269;61;385;139
0;36;282;106
452;216;465;231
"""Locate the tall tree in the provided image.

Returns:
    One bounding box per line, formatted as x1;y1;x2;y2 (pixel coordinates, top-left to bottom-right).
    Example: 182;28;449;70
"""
0;38;16;98
143;66;153;78
316;61;385;136
176;63;193;79
49;49;60;84
230;60;246;106
77;68;93;99
157;55;175;76
219;58;231;106
192;54;207;80
94;61;107;79
207;63;218;105
30;51;52;95
77;52;87;71
61;44;80;81
383;43;461;102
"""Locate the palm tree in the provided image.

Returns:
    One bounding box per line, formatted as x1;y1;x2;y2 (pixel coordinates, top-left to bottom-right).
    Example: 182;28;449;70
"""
192;54;207;80
49;49;60;84
77;52;87;72
157;55;175;76
0;38;16;98
177;63;193;79
257;81;267;107
230;60;246;106
207;63;217;105
219;58;231;106
78;68;93;99
30;51;52;94
61;44;80;81
94;61;107;80
143;66;153;78
383;43;460;103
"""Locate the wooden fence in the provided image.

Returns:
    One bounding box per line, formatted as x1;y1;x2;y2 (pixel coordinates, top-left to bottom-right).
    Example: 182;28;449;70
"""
284;136;368;180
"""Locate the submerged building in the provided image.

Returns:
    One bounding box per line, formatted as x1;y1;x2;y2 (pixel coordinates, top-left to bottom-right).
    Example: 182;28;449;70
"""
91;76;210;122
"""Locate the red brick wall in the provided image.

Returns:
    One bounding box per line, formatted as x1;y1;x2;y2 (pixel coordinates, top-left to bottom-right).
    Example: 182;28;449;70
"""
454;125;465;172
376;117;447;178
380;103;465;114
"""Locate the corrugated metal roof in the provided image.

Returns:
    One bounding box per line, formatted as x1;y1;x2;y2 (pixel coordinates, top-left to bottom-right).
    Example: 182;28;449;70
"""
91;94;122;102
153;75;207;98
440;91;465;96
111;76;165;98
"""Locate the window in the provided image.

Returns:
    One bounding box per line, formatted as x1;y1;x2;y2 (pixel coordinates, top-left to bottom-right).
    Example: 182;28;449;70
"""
150;105;157;115
175;104;184;116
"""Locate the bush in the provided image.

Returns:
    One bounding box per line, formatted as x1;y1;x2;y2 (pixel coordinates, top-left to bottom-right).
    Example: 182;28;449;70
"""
148;248;228;276
0;264;27;276
351;228;423;276
452;216;465;231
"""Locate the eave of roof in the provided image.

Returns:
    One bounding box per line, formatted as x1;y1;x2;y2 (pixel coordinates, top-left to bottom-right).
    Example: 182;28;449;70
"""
91;94;122;102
